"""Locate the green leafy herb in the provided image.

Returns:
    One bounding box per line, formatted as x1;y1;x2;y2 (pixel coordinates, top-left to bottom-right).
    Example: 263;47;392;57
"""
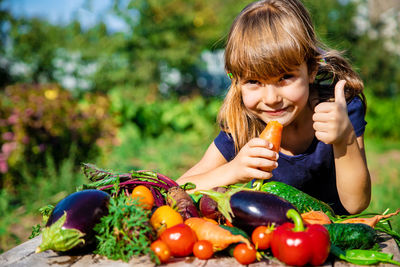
39;204;55;225
29;224;41;239
29;204;55;239
93;192;157;263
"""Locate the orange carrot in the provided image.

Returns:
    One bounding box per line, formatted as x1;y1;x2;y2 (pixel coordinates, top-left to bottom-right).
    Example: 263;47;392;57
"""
202;217;218;225
259;121;283;153
254;121;283;190
184;217;251;252
338;209;400;228
301;210;332;225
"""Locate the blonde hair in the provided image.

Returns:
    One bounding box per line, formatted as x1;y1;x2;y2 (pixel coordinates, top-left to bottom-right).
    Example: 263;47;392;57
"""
218;0;365;152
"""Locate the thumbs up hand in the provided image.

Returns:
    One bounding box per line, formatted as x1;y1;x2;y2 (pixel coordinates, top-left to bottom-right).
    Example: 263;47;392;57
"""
312;80;354;145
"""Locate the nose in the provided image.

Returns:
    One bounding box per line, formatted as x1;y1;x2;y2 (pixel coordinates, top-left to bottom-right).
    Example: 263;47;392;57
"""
261;84;282;105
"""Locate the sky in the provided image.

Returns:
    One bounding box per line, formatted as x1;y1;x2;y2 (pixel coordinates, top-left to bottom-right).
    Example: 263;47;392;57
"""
2;0;128;32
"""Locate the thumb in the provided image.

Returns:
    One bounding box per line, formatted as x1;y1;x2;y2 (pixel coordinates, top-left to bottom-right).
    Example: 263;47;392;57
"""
334;80;347;106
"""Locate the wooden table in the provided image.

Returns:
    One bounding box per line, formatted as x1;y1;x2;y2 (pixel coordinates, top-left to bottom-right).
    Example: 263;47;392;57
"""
1;233;399;267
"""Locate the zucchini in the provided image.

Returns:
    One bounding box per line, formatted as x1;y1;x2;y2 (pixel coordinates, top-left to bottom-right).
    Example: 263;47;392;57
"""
218;225;250;257
324;223;378;250
219;225;249;239
261;181;335;216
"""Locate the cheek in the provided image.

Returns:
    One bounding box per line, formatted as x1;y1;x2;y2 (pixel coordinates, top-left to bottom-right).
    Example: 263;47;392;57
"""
284;82;309;107
241;90;260;110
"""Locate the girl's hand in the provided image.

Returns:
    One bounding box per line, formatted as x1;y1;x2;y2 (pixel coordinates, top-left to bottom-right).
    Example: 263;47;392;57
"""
227;138;278;184
312;80;354;145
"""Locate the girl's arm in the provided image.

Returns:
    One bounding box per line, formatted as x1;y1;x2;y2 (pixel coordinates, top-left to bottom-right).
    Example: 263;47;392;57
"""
313;80;371;214
333;132;371;214
177;139;278;191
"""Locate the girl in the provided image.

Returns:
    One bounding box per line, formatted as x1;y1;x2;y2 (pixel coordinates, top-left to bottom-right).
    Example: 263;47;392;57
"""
177;0;371;215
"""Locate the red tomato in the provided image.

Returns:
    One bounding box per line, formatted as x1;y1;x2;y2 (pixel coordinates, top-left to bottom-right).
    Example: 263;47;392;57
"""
251;225;273;250
233;243;257;265
130;185;154;210
193;240;213;260
150;240;171;263
160;223;197;257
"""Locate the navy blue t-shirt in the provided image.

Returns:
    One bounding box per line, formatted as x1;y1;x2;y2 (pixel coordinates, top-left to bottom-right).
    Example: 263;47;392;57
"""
214;96;366;215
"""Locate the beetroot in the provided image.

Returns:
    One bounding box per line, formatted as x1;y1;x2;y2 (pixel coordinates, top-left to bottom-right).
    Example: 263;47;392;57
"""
166;186;199;220
199;187;227;223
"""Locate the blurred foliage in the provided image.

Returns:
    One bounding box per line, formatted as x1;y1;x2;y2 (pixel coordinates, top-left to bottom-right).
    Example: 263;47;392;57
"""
106;94;221;176
108;0;244;97
365;138;400;238
304;0;400;97
364;91;400;140
0;153;85;253
0;83;118;189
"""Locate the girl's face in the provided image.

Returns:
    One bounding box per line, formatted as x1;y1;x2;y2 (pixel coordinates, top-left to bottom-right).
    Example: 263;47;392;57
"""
240;62;315;126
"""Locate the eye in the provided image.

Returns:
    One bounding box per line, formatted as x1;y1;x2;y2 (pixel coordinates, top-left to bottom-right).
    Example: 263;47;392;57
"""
248;80;260;84
279;74;294;81
241;79;261;86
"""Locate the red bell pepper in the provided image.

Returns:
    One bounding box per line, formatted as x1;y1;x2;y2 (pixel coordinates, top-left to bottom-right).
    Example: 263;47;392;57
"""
271;209;331;266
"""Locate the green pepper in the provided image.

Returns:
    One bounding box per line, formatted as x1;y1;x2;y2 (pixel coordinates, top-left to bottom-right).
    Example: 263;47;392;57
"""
331;244;400;265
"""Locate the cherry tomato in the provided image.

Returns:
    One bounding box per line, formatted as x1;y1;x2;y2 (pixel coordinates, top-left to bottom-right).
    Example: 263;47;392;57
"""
150;205;183;236
193;240;213;260
233;243;257;265
251;225;274;250
160;223;197;257
130;185;154;210
150;240;171;263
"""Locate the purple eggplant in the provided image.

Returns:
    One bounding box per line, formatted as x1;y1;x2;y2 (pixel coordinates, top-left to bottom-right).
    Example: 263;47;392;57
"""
197;188;297;234
36;189;110;253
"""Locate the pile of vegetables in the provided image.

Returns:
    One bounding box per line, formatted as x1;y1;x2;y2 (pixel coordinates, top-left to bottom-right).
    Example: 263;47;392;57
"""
31;165;400;265
30;124;400;265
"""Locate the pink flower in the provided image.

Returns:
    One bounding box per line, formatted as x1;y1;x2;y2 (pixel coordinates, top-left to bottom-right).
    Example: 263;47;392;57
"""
2;132;14;141
25;108;34;117
0;154;8;173
22;135;30;144
38;143;46;152
2;142;17;156
7;114;18;125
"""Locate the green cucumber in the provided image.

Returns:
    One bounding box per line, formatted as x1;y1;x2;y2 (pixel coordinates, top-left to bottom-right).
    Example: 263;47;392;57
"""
217;225;250;257
324;223;378;250
261;181;335;216
219;225;249;239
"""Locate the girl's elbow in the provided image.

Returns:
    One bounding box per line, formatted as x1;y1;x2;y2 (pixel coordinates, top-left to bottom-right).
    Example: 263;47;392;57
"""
345;196;371;215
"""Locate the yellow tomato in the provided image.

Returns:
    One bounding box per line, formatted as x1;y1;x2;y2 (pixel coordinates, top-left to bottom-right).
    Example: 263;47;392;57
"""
150;205;183;236
130;185;154;210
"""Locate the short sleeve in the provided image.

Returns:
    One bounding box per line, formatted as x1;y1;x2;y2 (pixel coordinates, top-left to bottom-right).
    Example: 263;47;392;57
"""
347;96;367;137
214;131;236;162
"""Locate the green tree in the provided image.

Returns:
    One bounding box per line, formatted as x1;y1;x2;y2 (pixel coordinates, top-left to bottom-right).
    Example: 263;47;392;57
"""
304;0;400;97
0;0;13;87
109;0;244;98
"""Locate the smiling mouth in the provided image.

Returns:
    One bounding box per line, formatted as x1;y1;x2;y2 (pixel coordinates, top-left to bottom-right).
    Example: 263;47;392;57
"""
264;108;286;116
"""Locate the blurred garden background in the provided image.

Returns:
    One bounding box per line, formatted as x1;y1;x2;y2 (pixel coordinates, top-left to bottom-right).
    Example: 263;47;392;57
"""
1;0;400;253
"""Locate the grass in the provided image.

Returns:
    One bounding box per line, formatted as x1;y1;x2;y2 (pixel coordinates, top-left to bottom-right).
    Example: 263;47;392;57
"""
0;153;85;253
0;133;399;253
364;138;400;233
102;123;219;178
